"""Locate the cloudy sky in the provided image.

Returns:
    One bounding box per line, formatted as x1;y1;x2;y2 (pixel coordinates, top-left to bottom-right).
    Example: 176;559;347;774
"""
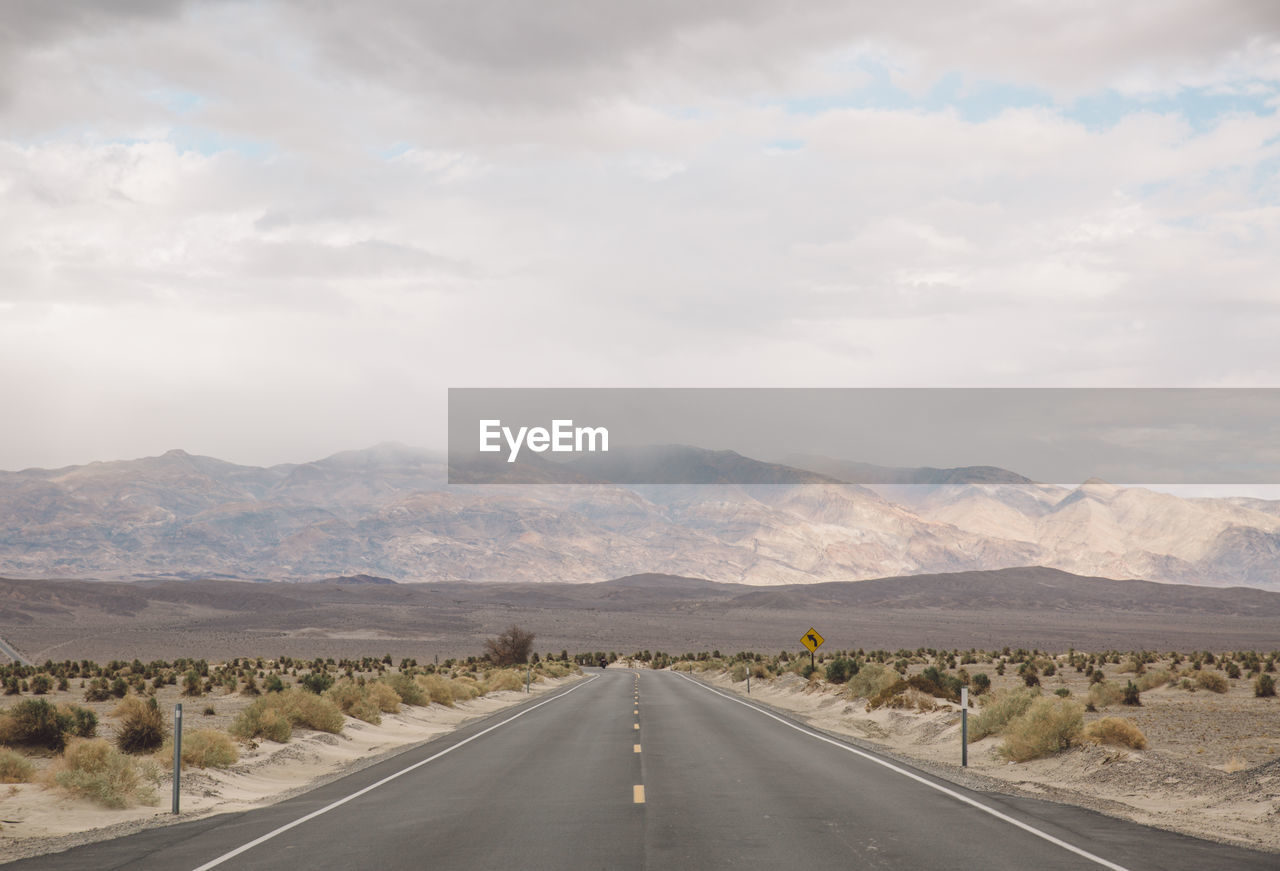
3;1;1279;470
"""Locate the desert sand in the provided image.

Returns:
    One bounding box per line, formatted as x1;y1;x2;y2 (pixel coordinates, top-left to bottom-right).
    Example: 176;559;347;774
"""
702;666;1280;853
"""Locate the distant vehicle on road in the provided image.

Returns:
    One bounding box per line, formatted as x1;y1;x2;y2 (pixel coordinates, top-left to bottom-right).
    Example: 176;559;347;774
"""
599;658;608;669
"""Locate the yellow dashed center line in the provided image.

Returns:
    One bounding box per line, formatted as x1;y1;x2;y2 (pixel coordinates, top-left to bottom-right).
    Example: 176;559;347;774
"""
634;744;641;753
634;723;639;730
633;785;645;804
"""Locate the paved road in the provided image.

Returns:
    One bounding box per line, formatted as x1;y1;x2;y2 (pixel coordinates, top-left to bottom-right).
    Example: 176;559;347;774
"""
9;669;1275;870
0;634;30;666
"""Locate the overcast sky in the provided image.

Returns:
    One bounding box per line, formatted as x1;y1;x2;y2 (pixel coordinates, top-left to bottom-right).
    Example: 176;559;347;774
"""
2;1;1279;470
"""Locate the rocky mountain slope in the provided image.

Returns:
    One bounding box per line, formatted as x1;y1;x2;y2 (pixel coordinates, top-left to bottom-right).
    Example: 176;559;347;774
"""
0;445;1277;588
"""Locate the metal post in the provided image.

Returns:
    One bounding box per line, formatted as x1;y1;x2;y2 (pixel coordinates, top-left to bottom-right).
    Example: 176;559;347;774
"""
525;663;531;693
811;651;815;673
172;703;183;814
960;688;968;768
746;671;750;693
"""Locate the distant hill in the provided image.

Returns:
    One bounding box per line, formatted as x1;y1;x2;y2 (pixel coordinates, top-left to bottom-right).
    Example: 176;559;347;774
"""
782;455;1034;486
3;567;1278;661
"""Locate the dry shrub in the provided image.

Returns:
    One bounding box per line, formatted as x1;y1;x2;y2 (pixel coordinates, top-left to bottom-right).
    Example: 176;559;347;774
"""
540;662;570;679
997;697;1084;762
1083;717;1148;750
1136;670;1173;692
113;696;168;754
1087;681;1123;708
367;681;402;713
866;679;909;710
230;689;343;742
230;704;291;743
449;676;482;702
1222;756;1249;773
326;681;383;725
162;729;239;769
484;670;525;693
895;689;940;712
846;663;901;701
416;674;455;707
0;747;34;783
969;688;1037;741
47;738;158;809
382;672;425;706
670;661;696;673
1196;671;1229;694
0;699;70;752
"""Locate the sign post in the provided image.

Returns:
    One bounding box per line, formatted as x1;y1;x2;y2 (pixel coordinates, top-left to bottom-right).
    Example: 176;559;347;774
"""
800;627;825;673
172;703;183;814
961;688;968;768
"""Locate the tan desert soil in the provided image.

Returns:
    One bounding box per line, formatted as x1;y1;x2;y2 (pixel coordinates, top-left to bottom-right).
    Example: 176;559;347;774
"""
0;674;581;865
699;662;1280;854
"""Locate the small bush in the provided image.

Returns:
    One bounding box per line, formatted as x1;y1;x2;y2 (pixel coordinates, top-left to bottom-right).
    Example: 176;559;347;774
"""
416;674;455;707
47;739;158;808
729;663;748;683
970;672;991;695
231;689;344;743
483;670;525;693
299;672;335;695
83;679;112;702
29;674;52;695
114;697;168;754
866;679;909;710
230;704;292;743
846;663;900;700
1054;688;1071;698
970;688;1038;741
1087;681;1122;708
1083;717;1148;750
62;704;98;739
1121;682;1142;706
263;673;285;693
1196;671;1229;694
165;728;238;769
325;681;383;725
182;670;204;697
0;748;35;783
0;698;71;751
824;658;857;685
997;697;1084;762
449;676;482;702
1256;674;1277;698
367;681;402;713
382;672;426;706
1136;670;1172;692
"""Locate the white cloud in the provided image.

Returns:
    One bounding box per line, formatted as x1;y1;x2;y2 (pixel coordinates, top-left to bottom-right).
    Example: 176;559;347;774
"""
1;2;1279;467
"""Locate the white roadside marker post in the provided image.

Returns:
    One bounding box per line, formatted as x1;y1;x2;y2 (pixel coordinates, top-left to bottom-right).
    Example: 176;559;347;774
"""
961;688;968;768
172;703;183;813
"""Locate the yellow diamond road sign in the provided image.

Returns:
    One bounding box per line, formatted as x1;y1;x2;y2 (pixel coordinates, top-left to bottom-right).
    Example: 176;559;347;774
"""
801;628;824;653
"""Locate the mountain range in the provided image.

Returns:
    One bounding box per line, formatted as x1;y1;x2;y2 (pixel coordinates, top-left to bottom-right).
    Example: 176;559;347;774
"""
1;444;1278;589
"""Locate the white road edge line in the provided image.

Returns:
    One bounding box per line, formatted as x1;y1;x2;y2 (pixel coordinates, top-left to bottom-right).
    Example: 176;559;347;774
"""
673;672;1131;871
190;675;598;871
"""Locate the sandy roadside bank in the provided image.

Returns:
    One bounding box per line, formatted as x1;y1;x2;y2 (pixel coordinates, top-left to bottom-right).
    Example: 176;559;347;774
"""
0;674;582;865
699;670;1280;854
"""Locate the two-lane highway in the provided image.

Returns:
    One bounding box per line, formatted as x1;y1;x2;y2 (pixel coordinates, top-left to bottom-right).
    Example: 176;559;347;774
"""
8;669;1275;870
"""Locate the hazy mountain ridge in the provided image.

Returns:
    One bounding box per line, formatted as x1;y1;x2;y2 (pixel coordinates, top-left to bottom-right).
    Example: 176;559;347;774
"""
0;445;1278;588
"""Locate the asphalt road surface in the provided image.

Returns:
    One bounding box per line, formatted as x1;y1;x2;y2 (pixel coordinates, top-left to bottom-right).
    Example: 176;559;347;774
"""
9;669;1275;870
